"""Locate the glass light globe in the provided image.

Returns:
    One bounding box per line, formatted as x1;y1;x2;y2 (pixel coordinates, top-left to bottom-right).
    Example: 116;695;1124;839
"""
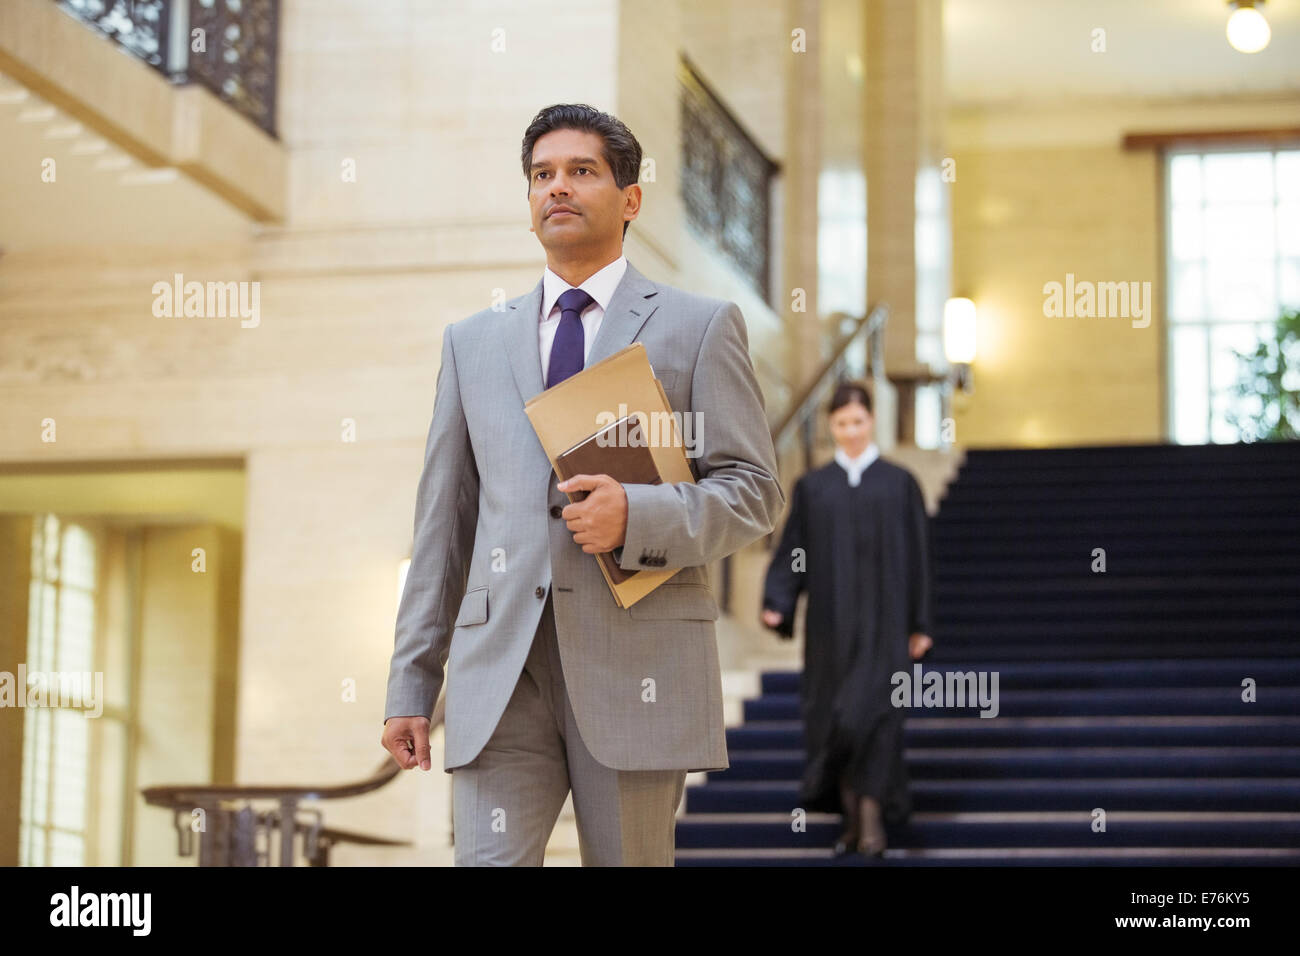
1227;5;1271;53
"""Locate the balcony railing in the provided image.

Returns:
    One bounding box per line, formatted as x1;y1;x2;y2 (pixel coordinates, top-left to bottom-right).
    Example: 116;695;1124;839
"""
55;0;279;137
679;54;778;302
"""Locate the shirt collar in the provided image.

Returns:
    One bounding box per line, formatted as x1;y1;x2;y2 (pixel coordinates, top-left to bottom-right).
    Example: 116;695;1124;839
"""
834;442;880;485
540;254;628;323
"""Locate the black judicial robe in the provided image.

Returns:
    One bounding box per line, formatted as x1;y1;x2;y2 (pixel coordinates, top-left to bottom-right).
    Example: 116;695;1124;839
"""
761;456;933;822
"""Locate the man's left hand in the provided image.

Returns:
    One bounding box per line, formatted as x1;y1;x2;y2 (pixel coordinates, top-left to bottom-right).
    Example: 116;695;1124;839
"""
558;474;628;553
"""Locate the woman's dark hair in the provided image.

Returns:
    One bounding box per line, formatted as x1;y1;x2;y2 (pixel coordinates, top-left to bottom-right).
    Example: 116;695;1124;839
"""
521;103;642;238
828;381;873;416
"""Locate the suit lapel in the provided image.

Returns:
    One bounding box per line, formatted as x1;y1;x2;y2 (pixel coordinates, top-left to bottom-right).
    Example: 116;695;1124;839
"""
586;259;661;367
505;277;547;403
505;258;661;403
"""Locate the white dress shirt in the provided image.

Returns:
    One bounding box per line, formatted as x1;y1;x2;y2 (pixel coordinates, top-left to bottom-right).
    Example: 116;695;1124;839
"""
834;441;880;487
538;254;628;377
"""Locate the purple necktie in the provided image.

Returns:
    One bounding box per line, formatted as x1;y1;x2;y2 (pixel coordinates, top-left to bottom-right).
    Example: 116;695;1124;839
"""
546;287;595;388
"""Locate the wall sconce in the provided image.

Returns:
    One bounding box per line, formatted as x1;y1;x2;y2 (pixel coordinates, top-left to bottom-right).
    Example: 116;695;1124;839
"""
1226;1;1271;53
943;297;977;393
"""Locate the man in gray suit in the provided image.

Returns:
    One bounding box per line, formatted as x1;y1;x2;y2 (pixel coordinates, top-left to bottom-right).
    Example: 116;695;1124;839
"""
381;103;784;865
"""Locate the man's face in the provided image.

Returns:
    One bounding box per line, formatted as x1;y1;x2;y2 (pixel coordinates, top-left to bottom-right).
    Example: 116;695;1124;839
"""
527;128;636;251
829;401;874;457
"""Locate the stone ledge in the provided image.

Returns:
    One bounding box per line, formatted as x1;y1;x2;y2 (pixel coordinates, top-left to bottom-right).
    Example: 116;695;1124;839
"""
0;0;285;220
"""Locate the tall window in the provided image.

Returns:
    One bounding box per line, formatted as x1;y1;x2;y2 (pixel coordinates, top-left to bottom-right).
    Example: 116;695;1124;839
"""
914;165;950;450
818;167;867;318
20;515;97;866
1166;147;1300;444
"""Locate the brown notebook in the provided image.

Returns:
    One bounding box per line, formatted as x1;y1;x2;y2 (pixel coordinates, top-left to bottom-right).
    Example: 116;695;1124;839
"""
555;413;663;584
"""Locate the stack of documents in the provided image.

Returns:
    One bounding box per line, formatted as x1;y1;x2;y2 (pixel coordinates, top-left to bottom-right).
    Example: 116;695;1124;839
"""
524;343;694;608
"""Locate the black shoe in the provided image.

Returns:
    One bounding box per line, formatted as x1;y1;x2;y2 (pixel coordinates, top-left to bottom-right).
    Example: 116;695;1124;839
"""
832;828;859;856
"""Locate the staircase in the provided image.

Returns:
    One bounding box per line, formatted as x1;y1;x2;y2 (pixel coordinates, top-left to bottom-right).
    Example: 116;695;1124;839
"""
677;441;1300;865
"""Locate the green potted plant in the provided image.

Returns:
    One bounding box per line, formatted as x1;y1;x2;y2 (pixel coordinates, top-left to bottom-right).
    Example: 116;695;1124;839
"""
1225;306;1300;442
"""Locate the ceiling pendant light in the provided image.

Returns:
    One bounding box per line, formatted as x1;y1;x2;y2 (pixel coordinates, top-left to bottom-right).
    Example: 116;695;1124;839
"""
1226;0;1272;53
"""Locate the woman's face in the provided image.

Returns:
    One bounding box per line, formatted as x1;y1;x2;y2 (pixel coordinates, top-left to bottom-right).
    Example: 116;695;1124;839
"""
829;400;874;457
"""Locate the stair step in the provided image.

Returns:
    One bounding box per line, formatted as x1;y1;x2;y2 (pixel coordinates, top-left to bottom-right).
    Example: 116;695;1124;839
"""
742;688;1300;720
674;846;1300;866
925;641;1297;661
931;597;1299;620
944;482;1295;503
710;747;1300;780
728;716;1300;749
675;811;1300;849
930;577;1300;599
684;778;1300;813
931;619;1287;638
932;516;1296;536
758;661;1300;693
934;556;1300;577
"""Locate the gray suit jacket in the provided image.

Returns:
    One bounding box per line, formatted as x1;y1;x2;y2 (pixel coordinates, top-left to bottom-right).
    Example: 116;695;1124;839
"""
383;259;784;772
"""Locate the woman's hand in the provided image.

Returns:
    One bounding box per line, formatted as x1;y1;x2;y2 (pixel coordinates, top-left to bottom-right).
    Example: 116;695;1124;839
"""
761;608;784;630
909;632;933;660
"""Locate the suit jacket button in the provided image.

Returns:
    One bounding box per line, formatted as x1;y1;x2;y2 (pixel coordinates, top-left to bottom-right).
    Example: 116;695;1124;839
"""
535;586;545;598
550;505;562;518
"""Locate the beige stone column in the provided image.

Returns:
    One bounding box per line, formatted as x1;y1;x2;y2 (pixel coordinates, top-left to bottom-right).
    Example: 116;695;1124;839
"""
0;516;33;867
784;0;824;390
863;0;948;442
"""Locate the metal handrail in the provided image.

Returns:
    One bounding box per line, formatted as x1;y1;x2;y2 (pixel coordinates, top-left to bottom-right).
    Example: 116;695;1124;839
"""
718;304;889;610
140;758;401;807
770;303;889;469
142;696;445;864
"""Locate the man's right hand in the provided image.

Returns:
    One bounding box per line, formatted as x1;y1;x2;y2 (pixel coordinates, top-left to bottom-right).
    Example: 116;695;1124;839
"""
382;715;432;771
761;608;784;630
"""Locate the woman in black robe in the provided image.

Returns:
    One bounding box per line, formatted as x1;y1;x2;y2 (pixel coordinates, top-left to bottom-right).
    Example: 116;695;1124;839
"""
761;381;933;857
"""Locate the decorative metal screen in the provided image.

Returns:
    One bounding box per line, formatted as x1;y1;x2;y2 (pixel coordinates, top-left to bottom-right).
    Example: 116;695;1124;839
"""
186;0;278;138
57;0;170;67
55;0;279;137
679;57;778;299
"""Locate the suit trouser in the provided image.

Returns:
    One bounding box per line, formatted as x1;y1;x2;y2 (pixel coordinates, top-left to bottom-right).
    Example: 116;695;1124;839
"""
452;591;687;866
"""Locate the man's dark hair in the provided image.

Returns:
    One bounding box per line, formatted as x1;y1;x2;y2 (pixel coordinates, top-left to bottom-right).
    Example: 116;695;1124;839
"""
828;381;873;416
521;103;642;239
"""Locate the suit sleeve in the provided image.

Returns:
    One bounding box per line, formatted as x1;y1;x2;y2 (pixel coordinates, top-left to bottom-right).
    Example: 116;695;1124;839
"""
615;300;785;570
906;473;933;636
761;475;807;638
383;324;480;724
